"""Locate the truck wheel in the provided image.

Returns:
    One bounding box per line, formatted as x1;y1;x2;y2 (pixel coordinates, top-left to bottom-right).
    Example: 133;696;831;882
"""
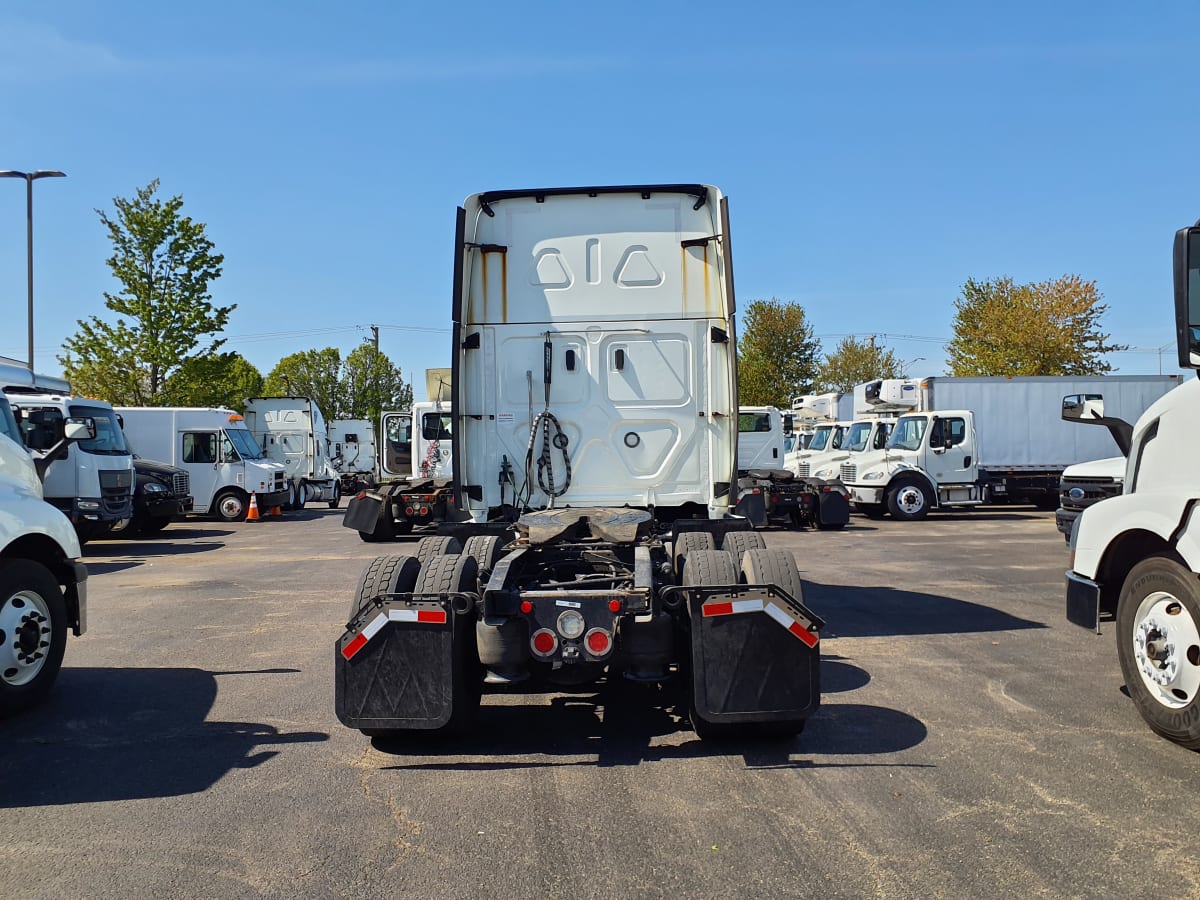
741;548;804;604
673;531;715;581
296;482;309;508
682;549;739;740
463;535;507;588
887;480;932;521
721;531;766;568
415;536;463;565
350;555;422;620
328;483;341;510
284;482;297;511
1115;556;1200;749
213;489;248;522
0;559;68;716
414;554;482;735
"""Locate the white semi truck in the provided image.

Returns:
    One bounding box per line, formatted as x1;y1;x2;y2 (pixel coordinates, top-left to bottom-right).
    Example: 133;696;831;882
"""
0;389;90;715
841;375;1179;520
336;184;824;740
329;418;377;495
1064;221;1200;749
244;396;341;508
116;407;290;521
2;377;135;543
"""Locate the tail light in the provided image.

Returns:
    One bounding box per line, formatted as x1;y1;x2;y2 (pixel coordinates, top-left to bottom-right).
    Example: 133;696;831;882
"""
520;600;533;614
531;628;558;657
608;599;621;613
585;628;613;657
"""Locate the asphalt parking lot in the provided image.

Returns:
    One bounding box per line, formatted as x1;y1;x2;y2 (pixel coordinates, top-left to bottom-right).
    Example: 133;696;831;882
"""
2;506;1198;898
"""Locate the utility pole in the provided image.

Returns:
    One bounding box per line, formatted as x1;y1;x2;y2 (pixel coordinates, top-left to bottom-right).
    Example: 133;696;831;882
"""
371;325;379;353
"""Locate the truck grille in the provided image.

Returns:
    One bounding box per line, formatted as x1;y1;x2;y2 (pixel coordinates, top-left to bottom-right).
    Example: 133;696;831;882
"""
1059;478;1121;511
98;469;134;516
841;463;856;483
794;463;810;477
172;471;190;498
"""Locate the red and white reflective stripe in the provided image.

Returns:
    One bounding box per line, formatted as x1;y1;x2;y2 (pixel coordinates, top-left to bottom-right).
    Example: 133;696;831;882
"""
341;607;448;660
700;597;819;647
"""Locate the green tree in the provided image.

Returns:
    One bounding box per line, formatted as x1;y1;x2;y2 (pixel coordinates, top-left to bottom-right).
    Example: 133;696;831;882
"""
162;353;263;412
264;348;344;417
737;298;822;406
946;275;1127;376
60;180;230;405
817;336;903;392
341;344;413;425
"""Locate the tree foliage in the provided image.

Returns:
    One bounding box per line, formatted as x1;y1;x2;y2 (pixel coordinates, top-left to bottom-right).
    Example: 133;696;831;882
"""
817;337;903;392
60;180;230;405
737;298;822;407
162;353;263;412
341;344;413;424
946;275;1127;376
263;348;345;417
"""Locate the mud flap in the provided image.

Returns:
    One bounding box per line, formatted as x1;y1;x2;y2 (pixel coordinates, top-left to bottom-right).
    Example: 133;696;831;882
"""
733;491;767;527
685;586;823;725
342;492;385;533
335;599;460;731
817;489;850;526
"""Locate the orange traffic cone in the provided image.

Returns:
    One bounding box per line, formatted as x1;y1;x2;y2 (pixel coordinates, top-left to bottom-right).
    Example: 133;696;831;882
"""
270;504;282;517
246;492;261;521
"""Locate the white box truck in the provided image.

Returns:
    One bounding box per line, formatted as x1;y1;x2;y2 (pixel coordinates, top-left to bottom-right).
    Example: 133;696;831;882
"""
115;407;290;521
244;396;340;508
0;389;90;714
1064;220;1200;748
841;375;1180;520
336;184;825;741
3;376;135;543
329;418;377;495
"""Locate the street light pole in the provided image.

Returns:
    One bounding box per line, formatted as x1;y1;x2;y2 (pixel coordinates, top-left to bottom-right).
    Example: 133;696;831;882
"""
0;169;66;371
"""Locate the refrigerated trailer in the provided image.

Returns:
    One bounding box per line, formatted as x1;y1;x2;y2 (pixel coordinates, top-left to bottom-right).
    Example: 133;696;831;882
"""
335;184;824;741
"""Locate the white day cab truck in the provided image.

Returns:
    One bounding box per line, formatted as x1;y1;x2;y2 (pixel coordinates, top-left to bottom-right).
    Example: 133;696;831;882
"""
328;418;377;495
335;184;824;740
116;407;290;521
735;405;849;529
0;384;90;714
792;380;905;483
783;391;852;474
244;396;341;509
840;375;1179;520
2;372;135;543
1065;221;1200;749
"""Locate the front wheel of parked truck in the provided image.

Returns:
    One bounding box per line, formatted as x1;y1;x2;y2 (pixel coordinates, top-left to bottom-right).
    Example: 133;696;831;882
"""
328;483;341;509
1116;555;1200;749
0;559;68;716
887;480;932;521
213;489;248;522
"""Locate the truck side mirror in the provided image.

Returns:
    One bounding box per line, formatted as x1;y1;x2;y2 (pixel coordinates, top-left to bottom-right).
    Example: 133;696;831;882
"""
64;417;96;441
782;414;793;436
1173;225;1200;369
1061;394;1104;422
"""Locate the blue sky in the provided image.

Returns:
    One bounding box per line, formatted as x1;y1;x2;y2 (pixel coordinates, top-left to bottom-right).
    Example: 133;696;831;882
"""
1;1;1197;390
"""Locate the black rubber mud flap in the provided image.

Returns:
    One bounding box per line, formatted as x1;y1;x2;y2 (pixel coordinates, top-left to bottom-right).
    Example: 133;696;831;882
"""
686;587;821;726
335;603;457;731
342;492;384;532
817;489;850;526
733;491;767;527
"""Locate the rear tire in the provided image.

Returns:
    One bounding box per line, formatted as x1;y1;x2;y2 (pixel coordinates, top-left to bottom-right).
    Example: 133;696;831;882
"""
720;531;766;568
673;531;715;581
463;535;507;588
0;560;68;716
350;555;422;620
358;511;395;543
414;535;463;565
682;549;740;740
740;548;804;604
413;554;482;735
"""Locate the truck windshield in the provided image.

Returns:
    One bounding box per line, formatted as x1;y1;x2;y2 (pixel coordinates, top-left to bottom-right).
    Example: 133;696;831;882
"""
807;426;832;451
224;428;265;460
69;404;129;455
843;422;872;452
887;416;927;452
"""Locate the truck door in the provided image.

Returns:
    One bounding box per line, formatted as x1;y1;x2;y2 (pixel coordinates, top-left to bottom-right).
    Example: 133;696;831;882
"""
928;415;975;484
381;413;413;478
181;431;221;512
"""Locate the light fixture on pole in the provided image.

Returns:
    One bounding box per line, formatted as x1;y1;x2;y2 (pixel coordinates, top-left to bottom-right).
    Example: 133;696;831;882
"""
901;356;926;376
0;169;66;371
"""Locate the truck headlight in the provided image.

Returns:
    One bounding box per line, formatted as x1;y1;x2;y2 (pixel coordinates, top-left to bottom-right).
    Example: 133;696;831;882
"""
863;471;886;481
143;483;167;493
814;467;835;480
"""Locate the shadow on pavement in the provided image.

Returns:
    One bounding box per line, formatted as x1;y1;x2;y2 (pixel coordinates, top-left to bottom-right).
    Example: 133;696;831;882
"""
802;581;1046;638
0;667;326;807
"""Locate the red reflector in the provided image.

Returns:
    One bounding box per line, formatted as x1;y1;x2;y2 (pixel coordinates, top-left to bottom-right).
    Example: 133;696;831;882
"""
532;630;556;655
356;491;366;500
703;602;734;617
406;506;414;514
608;599;621;613
341;633;368;660
789;620;819;648
417;610;447;624
520;600;533;614
586;630;612;655
420;506;428;514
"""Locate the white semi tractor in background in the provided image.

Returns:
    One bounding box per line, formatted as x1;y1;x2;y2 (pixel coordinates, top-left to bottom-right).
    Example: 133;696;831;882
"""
329;418;377;495
244;396;341;508
2;366;135;543
0;383;91;715
336;183;824;741
841;375;1179;520
116;407;290;521
1064;221;1200;749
